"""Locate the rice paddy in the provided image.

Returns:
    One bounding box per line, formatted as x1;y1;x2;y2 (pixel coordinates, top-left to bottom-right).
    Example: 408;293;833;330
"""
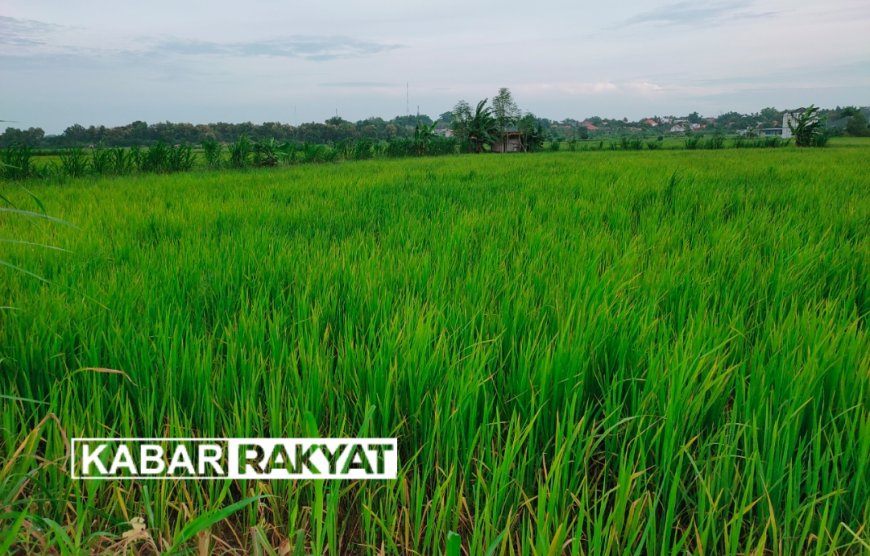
1;145;869;554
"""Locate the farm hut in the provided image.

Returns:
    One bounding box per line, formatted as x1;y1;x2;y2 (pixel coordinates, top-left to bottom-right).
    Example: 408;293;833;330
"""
492;131;523;153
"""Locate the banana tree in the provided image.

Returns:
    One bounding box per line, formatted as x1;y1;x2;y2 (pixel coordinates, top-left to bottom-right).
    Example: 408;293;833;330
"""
413;121;438;156
466;99;497;153
788;105;825;147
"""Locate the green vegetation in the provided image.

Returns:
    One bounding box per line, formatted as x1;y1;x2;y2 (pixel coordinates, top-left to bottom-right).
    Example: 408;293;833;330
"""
1;146;869;554
0;131;846;183
4;105;868;151
789;105;829;147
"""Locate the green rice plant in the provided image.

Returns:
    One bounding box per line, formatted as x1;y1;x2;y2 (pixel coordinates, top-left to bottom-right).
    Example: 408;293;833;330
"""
646;139;661;150
732;136;747;148
1;145;869;554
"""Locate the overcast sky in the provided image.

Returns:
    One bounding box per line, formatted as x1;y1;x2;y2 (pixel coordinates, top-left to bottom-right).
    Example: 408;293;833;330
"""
2;1;869;133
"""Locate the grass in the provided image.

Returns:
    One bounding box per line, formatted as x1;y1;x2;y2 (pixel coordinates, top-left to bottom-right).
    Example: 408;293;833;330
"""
1;146;869;554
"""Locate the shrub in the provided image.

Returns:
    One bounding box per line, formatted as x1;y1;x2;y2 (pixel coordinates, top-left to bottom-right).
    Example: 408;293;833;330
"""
754;136;786;148
229;136;252;168
91;147;111;175
59;148;89;177
313;145;338;163
1;145;33;180
202;139;223;169
130;145;145;172
705;135;725;150
167;144;195;172
387;139;414;158
352;139;374;160
811;132;829;147
110;147;131;174
142;142;170;172
252;139;279;167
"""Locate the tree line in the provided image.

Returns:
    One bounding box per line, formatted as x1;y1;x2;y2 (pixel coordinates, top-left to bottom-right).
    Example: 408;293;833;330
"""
0;116;437;149
5;96;867;150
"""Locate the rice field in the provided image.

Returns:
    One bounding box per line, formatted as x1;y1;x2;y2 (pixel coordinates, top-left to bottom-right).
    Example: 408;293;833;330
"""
1;145;869;554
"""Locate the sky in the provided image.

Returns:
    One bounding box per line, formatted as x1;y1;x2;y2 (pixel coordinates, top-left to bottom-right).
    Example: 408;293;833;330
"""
2;1;869;134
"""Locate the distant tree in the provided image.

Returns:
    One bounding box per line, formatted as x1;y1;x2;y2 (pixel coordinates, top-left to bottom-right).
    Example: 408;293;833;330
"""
491;87;520;152
759;107;780;126
451;99;497;153
413;121;438;155
687;111;702;124
62;124;88;146
450;101;472;142
845;111;869;137
518;113;544;152
392;114;434;128
0;127;44;147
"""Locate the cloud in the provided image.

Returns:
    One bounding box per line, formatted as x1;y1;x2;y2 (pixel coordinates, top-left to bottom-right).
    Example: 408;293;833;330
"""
152;37;400;61
1;16;400;64
0;15;64;46
319;81;395;88
621;1;778;27
517;82;620;95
